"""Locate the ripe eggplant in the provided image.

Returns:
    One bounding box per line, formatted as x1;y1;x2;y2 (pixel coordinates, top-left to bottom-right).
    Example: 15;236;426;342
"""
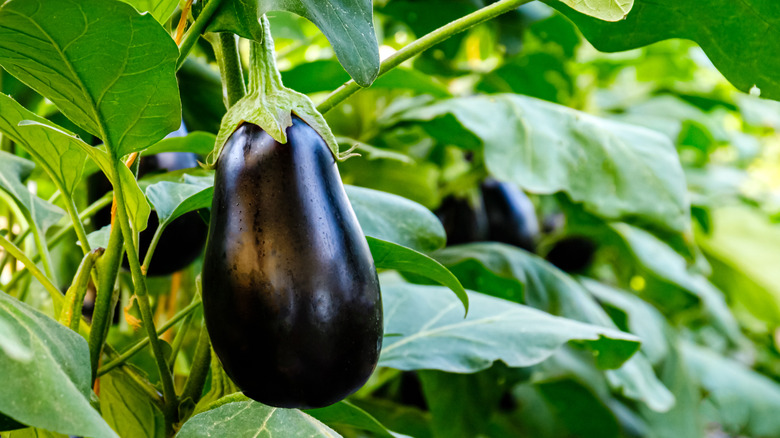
202;117;383;409
545;236;597;273
481;178;539;252
88;125;208;276
435;195;490;246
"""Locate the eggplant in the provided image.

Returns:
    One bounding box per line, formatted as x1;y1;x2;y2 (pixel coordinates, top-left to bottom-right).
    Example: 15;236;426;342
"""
88;125;208;276
435;195;490;246
545;236;597;273
481;178;539;252
202;117;383;409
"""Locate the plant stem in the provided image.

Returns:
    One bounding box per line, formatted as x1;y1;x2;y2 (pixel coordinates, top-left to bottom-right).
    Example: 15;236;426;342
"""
109;160;177;430
181;322;211;404
62;195;91;255
0;226;29;274
176;0;228;70
141;224;165;274
60;248;104;331
0;233;63;309
88;216;123;381
98;297;202;376
167;312;194;369
214;33;247;107
23;211;55;285
4;194;112;291
317;0;533;114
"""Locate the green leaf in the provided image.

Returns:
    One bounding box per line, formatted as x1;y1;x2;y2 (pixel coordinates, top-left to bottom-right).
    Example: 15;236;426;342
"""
0;292;118;438
0;94;87;196
0;312;31;362
99;370;165;438
557;0;632;21
177;401;341;437
143;132;218;156
351;399;431;438
368;237;468;315
697;205;780;326
547;0;780;100
145;179;213;227
346;185;445;253
431;243;675;411
282;60;450;97
206;0;379;86
581;279;668;365
306;401;408;438
119;0;179;23
0;151;64;233
0;0;181;156
378;282;640;373
536;378;621;438
7;428;67;438
682;342;780;437
397;94;689;234
419;366;510;438
640;343;704;438
610;223;741;342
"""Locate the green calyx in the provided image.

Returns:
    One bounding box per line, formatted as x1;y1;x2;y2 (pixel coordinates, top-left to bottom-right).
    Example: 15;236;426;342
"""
208;15;346;166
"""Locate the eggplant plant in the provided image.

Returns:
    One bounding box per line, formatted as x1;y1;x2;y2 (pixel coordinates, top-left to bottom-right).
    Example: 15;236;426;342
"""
1;0;780;437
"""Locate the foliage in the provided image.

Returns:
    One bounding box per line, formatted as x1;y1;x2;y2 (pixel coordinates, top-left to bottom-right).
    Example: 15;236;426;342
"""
1;0;780;437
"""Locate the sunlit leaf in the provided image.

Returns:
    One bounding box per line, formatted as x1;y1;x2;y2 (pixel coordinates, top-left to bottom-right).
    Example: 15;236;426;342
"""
0;0;180;156
0;292;117;437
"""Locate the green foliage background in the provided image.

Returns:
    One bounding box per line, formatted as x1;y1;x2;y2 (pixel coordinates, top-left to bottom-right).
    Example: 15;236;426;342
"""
2;0;780;437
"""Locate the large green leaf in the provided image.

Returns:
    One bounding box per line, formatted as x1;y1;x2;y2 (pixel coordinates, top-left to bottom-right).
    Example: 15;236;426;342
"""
431;243;675;411
0;0;180;157
119;0;179;23
548;0;780;100
697;205;780;325
282;60;450;97
99;370;165;438
378;282;640;373
205;0;379;87
346;185;445;253
177;401;340;437
683;342;780;437
368;237;468;314
641;344;703;438
610;223;741;341
581;279;668;365
0;94;87;196
0;312;31;362
0;151;64;233
0;292;118;438
397;94;689;234
306;401;408;438
419;366;511;438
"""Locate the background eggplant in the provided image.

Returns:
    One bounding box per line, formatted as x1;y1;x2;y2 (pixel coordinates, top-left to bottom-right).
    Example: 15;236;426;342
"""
481;178;539;252
202;117;383;409
435;194;490;246
88;124;208;276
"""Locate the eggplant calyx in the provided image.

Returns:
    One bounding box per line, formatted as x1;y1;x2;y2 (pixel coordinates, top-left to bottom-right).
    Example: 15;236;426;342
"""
209;15;341;166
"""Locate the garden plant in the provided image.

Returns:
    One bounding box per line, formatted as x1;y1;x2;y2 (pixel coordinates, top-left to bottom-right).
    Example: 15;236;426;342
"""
1;0;780;437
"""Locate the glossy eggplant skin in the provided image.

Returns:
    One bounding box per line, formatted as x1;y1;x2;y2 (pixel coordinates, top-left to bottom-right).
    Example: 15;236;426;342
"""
202;117;383;409
481;179;539;252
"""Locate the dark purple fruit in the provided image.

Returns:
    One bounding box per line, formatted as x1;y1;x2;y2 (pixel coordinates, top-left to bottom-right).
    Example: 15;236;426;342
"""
545;236;597;273
202;117;383;409
88;126;208;276
481;178;539;252
435;195;489;246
